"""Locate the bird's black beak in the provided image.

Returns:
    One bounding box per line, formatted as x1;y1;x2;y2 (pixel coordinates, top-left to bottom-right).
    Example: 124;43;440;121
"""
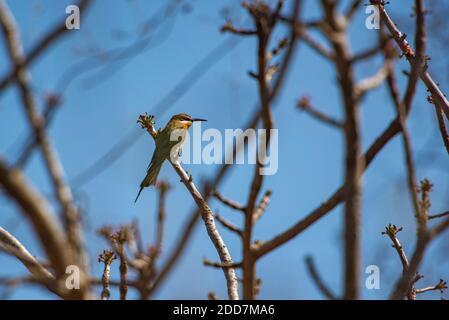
192;118;207;122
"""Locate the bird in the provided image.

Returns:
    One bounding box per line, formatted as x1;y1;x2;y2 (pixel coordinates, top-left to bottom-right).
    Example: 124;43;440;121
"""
134;113;207;203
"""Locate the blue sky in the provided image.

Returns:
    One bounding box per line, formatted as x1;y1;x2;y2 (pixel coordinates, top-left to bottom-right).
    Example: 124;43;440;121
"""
0;0;448;299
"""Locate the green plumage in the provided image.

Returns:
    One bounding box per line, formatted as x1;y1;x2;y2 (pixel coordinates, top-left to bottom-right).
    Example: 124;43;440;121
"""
134;124;183;203
135;113;206;203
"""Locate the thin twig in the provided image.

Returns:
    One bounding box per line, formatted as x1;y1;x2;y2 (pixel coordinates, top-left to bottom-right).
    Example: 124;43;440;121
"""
304;256;338;300
375;1;449;123
253;190;272;222
297;96;344;129
213;190;245;211
98;250;116;300
428;211;449;220
203;258;242;269
214;213;242;236
0;227;55;286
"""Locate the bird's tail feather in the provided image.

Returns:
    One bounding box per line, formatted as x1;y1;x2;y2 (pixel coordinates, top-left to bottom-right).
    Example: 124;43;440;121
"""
134;161;163;203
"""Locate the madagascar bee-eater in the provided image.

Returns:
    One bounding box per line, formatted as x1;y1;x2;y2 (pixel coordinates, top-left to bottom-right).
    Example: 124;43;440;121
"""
134;113;206;203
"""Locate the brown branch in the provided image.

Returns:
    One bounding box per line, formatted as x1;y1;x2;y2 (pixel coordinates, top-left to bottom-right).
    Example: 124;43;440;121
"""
374;1;449;124
15;93;61;167
305;256;338;300
253;18;423;264
294;25;333;60
319;0;363;299
214;213;242;236
382;224;417;300
0;0;92;93
154;181;170;258
382;225;409;272
434;104;449;156
221;21;257;36
0;0;86;271
114;231;129;300
428;210;449;220
297;96;344;129
0;226;55;287
98;250;116;300
253;189;272;222
213;190;245;212
203;258;242;269
415;279;447;295
429;216;449;239
351;42;384;63
355;58;392;99
389;178;434;300
344;0;362;23
170;160;239;300
0;158;69;277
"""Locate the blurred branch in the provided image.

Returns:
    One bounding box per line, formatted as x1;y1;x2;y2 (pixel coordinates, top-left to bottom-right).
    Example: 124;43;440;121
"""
153;181;170;258
0;0;92;93
0;226;55;289
98;250;116;300
203;258;242;269
304;256;338;300
415;279;447;295
253;189;272;222
297;96;344;129
0;0;86;271
428;210;449;220
355;58;392;99
344;0;362;23
15;93;61;167
434;105;449;156
214;213;242;236
0;158;70;277
221;21;256;35
213;190;245;212
374;0;449;143
319;0;362;299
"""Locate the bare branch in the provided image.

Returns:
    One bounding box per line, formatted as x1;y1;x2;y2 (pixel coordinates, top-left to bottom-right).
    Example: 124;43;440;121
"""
203;258;242;269
221;21;257;36
0;0;85;269
214;213;242;236
304;256;338;300
297;96;344;129
344;0;362;23
374;1;449;123
253;190;272;222
0;0;92;93
355;59;392;99
428;211;449;220
0;158;69;276
213;190;245;212
0;226;55;285
98;250;116;300
434;104;449;156
415;279;447;295
382;224;409;272
153;181;171;258
171;160;239;300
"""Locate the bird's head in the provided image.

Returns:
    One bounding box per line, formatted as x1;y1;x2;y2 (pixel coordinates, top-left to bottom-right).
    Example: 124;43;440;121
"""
167;113;207;130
